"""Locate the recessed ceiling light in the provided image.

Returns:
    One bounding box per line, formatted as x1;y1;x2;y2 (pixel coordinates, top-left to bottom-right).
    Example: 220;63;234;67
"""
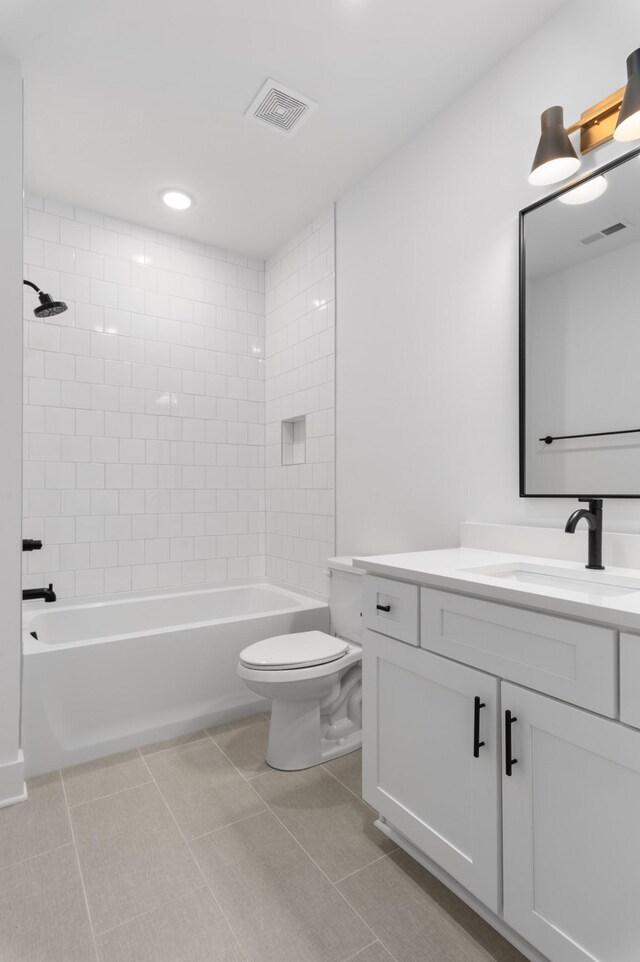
162;190;192;210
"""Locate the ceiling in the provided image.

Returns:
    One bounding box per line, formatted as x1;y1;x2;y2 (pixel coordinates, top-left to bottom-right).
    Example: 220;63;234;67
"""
0;0;567;258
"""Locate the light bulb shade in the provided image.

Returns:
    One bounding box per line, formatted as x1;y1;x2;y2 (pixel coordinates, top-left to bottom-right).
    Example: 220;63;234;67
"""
614;48;640;142
529;106;581;186
558;174;608;205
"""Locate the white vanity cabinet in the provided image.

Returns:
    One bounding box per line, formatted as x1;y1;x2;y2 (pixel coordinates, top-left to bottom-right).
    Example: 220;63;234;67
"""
502;682;640;962
361;570;640;962
362;628;501;912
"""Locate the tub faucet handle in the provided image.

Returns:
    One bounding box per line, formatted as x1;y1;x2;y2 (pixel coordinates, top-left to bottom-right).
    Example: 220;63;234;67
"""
23;539;42;552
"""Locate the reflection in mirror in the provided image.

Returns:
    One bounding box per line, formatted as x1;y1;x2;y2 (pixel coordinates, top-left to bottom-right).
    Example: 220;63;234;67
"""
521;147;640;497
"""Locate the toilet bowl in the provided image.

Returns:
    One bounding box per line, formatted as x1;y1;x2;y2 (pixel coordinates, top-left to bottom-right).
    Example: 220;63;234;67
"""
237;557;364;770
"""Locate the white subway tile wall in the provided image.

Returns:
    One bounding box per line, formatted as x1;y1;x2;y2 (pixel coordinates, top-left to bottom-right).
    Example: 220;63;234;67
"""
264;206;336;595
23;194;266;598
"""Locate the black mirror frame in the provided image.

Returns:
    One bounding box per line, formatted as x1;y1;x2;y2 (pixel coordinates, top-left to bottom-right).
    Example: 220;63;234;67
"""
519;144;640;499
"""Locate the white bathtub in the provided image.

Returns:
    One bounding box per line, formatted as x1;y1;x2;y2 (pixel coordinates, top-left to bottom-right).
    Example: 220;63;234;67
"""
22;582;329;775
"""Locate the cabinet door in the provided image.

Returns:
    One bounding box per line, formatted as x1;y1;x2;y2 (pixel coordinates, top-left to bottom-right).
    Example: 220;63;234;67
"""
502;682;640;962
362;629;500;912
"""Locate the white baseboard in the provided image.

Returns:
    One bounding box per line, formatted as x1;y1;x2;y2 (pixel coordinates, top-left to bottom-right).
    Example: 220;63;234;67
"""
0;750;27;808
375;818;549;962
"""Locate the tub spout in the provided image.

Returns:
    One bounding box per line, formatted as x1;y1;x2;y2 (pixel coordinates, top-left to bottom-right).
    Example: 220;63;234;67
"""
22;584;56;603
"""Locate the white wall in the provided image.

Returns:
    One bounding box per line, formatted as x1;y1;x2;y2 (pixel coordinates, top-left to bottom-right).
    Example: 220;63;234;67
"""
0;53;26;806
265;207;336;595
336;0;640;557
23;196;265;598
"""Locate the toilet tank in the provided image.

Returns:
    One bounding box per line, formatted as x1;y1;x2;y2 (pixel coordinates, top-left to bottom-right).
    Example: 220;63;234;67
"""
327;557;365;644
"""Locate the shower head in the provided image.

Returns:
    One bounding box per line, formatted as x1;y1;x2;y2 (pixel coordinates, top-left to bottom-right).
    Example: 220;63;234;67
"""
23;279;68;318
33;293;68;318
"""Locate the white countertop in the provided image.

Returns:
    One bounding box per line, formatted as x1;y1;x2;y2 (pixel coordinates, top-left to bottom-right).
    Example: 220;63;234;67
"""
354;547;640;632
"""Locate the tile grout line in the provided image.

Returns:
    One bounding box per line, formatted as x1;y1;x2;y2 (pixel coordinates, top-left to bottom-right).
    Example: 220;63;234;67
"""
188;806;267;843
184;845;249;962
340;941;381;962
333;851;395;886
205;731;276;806
321;759;365;802
93;884;209;941
257;806;384;958
65;775;155;810
206;726;393;962
59;770;101;962
0;839;74;873
138;750;249;960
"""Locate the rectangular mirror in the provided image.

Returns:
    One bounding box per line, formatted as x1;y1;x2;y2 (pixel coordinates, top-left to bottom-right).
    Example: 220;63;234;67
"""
520;146;640;498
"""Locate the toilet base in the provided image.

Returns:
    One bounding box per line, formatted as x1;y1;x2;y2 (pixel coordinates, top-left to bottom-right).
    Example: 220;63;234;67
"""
265;697;362;771
318;728;362;765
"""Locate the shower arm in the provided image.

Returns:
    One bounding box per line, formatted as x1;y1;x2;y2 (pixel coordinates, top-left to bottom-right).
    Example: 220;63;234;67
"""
23;279;42;294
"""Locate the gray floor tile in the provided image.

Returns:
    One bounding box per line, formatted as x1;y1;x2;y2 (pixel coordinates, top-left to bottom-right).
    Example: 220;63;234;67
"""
63;749;152;807
251;766;394;881
323;750;363;797
139;730;208;756
347;944;395;962
338;850;528;962
145;739;265;840
191;810;372;962
0;771;71;870
71;781;202;935
95;887;245;962
0;844;95;961
207;713;271;779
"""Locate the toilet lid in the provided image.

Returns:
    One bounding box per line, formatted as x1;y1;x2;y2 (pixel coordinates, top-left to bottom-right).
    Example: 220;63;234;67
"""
239;631;349;670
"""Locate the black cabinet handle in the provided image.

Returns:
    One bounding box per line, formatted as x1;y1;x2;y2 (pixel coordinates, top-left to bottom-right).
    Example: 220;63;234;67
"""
473;696;486;758
505;710;517;776
376;604;391;612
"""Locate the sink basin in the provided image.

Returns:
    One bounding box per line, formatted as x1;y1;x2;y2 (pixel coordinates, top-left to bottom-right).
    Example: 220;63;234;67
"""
461;562;640;597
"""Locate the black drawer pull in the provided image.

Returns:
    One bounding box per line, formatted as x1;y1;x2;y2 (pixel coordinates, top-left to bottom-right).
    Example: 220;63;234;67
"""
376;604;391;612
505;710;517;776
473;696;486;758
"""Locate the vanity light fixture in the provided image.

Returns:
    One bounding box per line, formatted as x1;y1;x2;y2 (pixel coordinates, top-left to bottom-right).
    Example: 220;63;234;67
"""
162;190;192;210
529;46;640;187
558;174;608;205
528;107;581;186
614;48;640;142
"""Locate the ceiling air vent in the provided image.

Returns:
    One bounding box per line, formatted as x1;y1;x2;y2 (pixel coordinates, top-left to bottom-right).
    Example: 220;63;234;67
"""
580;232;604;245
245;79;318;137
601;221;627;235
580;220;630;245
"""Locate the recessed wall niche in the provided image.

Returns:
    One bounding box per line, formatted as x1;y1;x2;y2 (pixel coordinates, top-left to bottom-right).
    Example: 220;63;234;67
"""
281;416;306;465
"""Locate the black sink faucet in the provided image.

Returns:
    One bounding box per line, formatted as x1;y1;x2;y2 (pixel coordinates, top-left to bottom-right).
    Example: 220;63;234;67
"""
565;498;604;570
22;584;56;603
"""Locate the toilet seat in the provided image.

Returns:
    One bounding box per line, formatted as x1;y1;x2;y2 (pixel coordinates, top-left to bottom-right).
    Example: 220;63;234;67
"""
239;630;349;670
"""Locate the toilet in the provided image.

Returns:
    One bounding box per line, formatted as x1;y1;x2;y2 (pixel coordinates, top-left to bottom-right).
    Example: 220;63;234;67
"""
237;557;364;770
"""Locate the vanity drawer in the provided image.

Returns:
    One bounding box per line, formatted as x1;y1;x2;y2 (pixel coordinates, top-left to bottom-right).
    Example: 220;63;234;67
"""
362;575;419;645
620;633;640;728
421;587;617;716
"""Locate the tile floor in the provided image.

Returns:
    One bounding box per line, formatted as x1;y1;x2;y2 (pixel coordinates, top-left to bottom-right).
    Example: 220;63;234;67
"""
0;714;529;961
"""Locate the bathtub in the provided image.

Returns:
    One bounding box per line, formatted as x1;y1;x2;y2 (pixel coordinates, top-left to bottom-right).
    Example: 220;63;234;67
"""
22;582;329;776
